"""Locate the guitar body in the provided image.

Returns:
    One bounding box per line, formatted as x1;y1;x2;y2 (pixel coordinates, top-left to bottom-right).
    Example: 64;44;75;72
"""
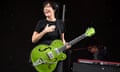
30;40;67;72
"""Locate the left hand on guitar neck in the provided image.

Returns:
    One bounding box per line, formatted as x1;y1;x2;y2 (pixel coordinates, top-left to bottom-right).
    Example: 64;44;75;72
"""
65;42;71;49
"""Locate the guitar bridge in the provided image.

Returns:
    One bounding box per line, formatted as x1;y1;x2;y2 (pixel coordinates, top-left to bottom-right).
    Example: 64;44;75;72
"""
47;51;54;59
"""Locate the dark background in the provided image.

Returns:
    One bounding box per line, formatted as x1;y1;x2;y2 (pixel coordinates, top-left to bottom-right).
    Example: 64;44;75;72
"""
2;0;118;72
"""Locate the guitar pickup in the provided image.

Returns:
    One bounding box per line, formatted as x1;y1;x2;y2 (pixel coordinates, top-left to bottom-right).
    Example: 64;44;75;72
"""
55;48;60;55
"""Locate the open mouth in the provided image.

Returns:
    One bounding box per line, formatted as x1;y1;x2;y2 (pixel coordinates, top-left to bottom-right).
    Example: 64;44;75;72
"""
45;10;51;14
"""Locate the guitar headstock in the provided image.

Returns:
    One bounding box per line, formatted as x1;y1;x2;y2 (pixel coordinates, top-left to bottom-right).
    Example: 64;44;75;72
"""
85;27;95;37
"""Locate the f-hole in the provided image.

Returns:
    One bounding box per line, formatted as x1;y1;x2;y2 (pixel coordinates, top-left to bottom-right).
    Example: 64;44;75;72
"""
38;47;51;52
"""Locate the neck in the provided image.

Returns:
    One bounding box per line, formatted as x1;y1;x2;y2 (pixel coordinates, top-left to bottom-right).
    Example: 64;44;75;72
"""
46;16;56;22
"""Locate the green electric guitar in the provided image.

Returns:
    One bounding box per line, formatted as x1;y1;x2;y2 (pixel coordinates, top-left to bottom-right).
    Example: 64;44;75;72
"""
30;27;95;72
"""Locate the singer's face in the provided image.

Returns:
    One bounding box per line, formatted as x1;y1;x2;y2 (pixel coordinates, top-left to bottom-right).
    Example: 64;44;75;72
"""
43;3;55;17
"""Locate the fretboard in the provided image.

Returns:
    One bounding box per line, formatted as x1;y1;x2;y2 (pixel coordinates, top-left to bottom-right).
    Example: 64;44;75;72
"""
58;34;87;52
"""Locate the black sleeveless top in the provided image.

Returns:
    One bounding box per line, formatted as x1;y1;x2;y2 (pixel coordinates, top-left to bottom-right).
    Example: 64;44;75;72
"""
34;19;64;45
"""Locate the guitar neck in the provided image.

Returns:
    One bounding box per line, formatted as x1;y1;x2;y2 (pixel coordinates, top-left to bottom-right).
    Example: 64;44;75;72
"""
59;34;87;52
69;34;86;46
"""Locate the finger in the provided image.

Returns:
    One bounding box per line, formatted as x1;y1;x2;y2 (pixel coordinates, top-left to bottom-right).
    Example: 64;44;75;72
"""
51;25;56;29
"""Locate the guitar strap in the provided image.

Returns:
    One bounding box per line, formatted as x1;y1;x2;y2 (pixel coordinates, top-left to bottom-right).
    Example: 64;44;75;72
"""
56;20;62;36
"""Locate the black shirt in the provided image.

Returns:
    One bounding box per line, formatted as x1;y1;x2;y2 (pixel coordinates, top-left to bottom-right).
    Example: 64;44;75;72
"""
34;19;64;45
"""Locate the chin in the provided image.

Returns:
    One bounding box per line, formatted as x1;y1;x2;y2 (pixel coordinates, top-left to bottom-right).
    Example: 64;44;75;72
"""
45;15;50;17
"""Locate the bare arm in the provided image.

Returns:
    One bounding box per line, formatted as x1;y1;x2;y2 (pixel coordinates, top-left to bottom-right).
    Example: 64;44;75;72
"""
61;33;66;45
32;30;46;43
61;33;71;49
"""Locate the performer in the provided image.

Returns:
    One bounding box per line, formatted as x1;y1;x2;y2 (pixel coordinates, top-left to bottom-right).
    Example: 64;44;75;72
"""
32;0;70;72
87;44;107;60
